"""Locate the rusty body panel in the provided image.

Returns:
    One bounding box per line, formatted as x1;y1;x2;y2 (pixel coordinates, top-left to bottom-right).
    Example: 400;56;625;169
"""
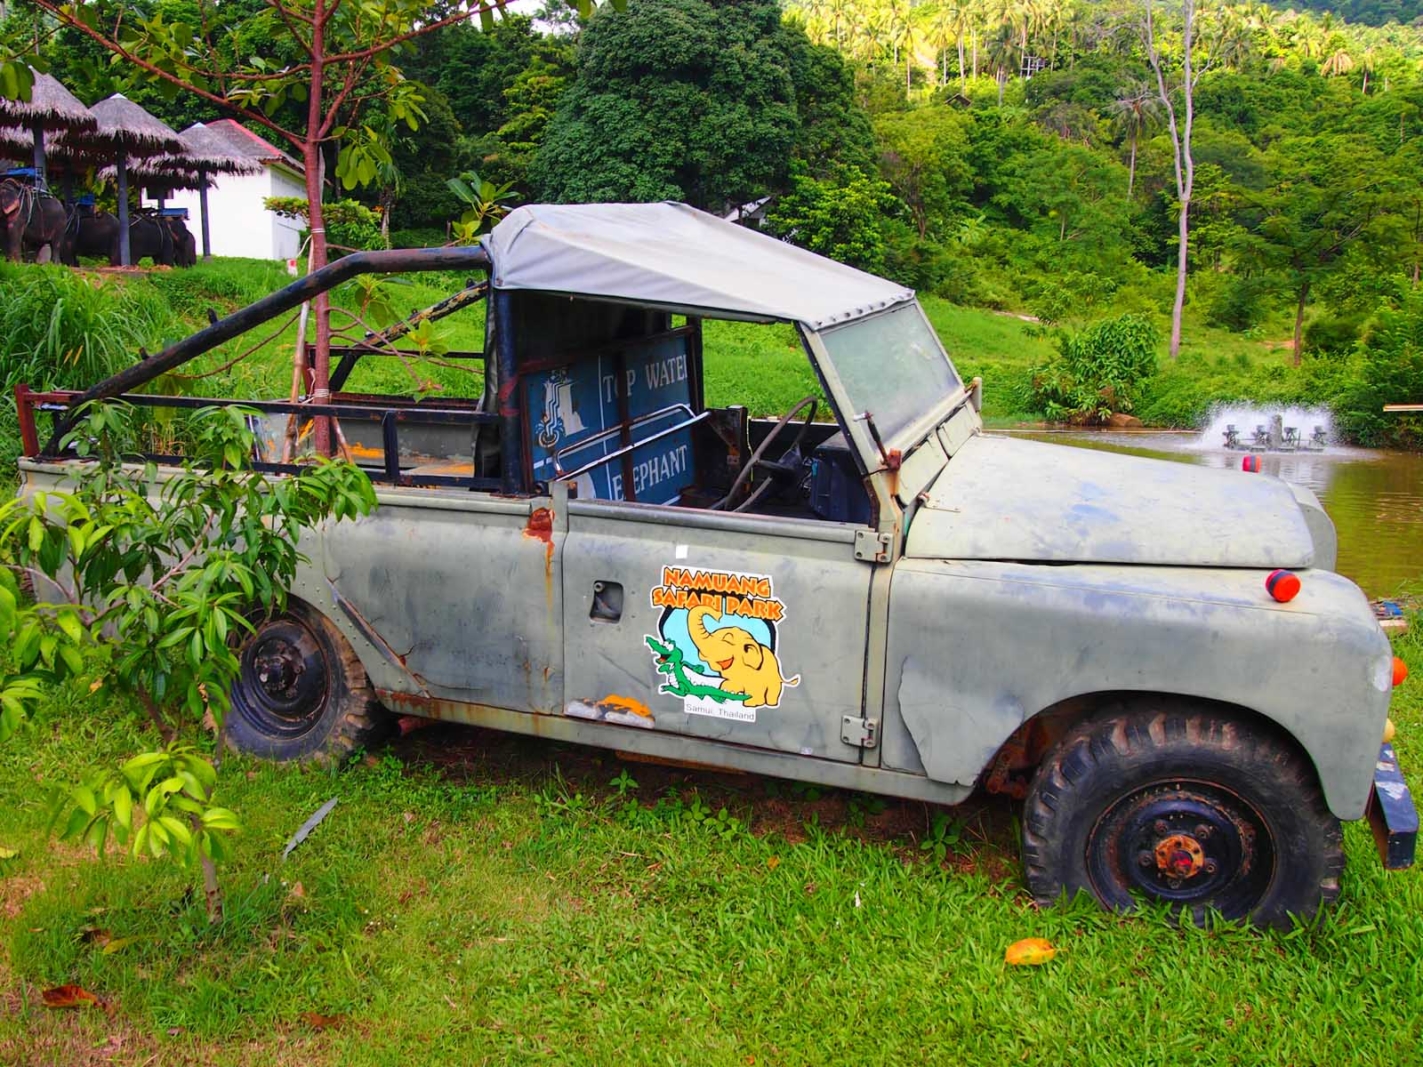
316;487;565;714
377;689;972;805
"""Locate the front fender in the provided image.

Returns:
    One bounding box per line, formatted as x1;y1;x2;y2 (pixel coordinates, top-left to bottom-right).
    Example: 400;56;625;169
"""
882;558;1393;820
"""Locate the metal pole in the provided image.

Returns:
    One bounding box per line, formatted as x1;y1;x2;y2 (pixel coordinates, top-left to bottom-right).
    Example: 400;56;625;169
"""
116;153;131;266
30;119;45;190
63;246;492;408
494;289;525;495
198;164;212;260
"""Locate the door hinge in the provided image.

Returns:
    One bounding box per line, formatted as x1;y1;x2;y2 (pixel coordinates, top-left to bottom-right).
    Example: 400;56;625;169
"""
842;715;879;749
854;529;892;563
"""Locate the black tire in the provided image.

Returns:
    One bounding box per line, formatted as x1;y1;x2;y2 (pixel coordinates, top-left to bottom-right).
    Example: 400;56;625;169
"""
225;601;394;763
1021;705;1344;929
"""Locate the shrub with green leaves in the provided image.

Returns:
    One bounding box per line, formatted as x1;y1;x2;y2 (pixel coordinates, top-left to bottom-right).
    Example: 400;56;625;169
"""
264;196;387;253
1031;314;1160;424
1334;293;1423;448
0;402;376;920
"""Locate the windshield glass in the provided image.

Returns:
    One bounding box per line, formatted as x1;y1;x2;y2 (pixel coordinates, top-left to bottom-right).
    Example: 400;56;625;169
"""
817;302;961;445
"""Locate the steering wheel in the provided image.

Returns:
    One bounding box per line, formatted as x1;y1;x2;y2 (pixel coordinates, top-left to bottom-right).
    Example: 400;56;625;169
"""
712;395;819;513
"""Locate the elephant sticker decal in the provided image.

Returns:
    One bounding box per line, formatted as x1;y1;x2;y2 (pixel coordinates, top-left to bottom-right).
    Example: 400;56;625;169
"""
645;566;799;722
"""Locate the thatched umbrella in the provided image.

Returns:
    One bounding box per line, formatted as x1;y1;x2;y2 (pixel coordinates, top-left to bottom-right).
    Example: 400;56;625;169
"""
62;94;182;265
0;69;96;190
0;128;32;166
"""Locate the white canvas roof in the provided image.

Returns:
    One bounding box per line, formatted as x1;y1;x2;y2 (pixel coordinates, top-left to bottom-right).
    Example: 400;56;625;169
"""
482;202;915;331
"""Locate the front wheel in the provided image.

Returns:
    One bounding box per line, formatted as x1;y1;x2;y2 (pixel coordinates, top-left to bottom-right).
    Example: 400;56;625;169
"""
1021;707;1343;928
225;602;394;763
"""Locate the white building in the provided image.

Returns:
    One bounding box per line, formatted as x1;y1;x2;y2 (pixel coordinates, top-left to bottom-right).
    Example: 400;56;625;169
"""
151;120;306;261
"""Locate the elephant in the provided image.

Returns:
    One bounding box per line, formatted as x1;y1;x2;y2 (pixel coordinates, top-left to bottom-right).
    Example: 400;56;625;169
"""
164;216;196;267
64;208;190;267
64;206;120;264
0;180;70;263
128;215;176;266
686;605;798;709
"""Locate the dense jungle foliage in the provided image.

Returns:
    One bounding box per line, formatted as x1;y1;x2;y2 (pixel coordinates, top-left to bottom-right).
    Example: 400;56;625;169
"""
5;0;1423;441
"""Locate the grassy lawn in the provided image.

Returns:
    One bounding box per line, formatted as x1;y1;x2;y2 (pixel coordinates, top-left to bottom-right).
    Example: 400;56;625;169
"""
3;620;1423;1065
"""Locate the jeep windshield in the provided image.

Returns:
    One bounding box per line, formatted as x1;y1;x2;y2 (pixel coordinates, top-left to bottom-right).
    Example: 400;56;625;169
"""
816;301;962;448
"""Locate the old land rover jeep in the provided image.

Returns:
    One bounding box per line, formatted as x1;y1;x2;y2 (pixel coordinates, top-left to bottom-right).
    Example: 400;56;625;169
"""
15;202;1417;926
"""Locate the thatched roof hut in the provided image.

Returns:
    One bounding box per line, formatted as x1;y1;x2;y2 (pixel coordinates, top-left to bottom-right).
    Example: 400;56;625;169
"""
57;94;184;264
0;69;97;188
0;70;97;135
67;93;184;158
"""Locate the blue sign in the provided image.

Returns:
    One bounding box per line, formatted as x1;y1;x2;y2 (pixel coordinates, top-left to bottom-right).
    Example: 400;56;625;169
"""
524;336;695;504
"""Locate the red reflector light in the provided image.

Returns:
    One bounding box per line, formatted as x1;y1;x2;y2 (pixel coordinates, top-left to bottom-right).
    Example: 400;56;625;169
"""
1265;569;1300;602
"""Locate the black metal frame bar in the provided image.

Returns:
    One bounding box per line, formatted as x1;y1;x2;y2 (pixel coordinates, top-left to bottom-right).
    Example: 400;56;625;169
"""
25;389;502;491
47;246;493;447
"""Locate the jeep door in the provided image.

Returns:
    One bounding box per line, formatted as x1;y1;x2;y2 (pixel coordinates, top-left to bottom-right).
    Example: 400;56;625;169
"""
561;504;873;763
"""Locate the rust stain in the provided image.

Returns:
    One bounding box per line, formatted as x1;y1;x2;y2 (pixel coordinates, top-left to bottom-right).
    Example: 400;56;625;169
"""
525;507;556;604
525;506;554;545
600;695;653;719
346;441;383;460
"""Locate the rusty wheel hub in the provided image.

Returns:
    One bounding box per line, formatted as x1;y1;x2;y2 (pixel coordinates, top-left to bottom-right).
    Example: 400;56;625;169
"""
1088;780;1274;916
1154;833;1206;880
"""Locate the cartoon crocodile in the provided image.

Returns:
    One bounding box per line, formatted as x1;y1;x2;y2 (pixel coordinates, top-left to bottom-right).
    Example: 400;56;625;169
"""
646;636;752;703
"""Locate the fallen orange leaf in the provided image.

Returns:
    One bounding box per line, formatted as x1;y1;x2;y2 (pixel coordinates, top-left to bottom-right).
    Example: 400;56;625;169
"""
42;985;101;1009
766;856;780;870
1004;937;1057;966
301;1011;346;1030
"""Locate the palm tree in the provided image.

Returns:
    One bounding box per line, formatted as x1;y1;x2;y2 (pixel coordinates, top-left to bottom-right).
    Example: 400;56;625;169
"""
926;1;965;87
950;1;972;89
1322;46;1355;78
986;22;1016;105
883;0;917;96
1110;81;1160;197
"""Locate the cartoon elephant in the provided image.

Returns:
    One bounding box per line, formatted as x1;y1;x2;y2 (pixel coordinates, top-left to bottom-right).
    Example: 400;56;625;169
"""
686;605;798;708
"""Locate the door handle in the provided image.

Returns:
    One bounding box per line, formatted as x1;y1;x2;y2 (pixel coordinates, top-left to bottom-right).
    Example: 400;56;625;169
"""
590;581;623;622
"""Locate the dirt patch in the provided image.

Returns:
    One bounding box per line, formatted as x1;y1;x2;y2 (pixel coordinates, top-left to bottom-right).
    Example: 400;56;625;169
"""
389;721;1023;877
0;872;45;920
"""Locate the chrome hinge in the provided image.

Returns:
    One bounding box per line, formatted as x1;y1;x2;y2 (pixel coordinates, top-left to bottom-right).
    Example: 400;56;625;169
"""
842;715;879;749
854;529;892;563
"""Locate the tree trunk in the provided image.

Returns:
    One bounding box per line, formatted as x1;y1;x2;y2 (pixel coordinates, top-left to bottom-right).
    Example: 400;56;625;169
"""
1293;279;1310;367
195;816;224;923
1171;194;1189;358
1147;0;1197;360
1128;133;1137;197
972;29;978;79
304;3;333;456
958;37;966;91
1172;18;1196;362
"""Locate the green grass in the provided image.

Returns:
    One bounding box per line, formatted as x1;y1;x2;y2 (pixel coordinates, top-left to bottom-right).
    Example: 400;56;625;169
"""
4;627;1423;1064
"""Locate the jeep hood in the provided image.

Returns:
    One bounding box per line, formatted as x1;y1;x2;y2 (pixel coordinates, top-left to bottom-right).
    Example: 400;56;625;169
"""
905;434;1319;568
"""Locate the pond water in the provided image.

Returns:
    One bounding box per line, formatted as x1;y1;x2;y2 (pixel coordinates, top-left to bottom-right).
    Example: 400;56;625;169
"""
1011;429;1423;599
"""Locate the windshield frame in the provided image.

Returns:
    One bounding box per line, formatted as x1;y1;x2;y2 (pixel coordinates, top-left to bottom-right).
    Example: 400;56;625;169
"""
803;299;969;468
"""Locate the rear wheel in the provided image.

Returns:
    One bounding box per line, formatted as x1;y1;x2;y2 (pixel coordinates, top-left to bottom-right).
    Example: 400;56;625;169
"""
1021;706;1343;928
225;602;393;763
